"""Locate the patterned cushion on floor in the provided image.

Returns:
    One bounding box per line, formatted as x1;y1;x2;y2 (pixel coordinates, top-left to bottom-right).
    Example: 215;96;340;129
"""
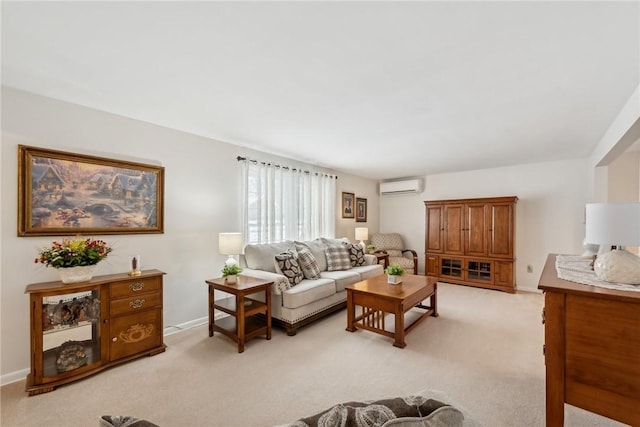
100;415;159;427
290;395;464;427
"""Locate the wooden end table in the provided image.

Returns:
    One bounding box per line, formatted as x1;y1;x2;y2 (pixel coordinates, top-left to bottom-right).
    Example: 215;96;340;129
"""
346;274;438;348
205;275;273;353
372;251;389;269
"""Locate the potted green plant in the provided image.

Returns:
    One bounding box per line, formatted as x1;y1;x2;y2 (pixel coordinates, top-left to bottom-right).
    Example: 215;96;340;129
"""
222;264;243;284
366;244;377;254
385;264;405;284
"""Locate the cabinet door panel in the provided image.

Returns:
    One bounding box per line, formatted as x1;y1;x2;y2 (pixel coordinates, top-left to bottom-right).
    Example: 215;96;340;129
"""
109;309;162;361
489;203;514;258
426;254;439;276
444;204;464;255
465;203;487;256
426;205;443;253
494;261;514;288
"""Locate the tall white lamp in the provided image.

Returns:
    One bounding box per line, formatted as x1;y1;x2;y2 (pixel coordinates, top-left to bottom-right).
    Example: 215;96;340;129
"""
585;203;640;284
218;232;243;267
355;227;368;251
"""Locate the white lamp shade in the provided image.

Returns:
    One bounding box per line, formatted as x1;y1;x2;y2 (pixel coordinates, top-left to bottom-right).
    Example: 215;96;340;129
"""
585;203;640;247
355;227;369;241
218;232;243;255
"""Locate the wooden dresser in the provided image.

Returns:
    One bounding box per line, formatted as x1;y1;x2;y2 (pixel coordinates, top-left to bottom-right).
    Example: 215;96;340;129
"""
25;269;166;395
425;196;517;292
538;254;640;426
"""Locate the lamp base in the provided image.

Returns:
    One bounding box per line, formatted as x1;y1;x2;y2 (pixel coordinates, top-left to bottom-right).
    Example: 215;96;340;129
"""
225;256;238;267
594;249;640;285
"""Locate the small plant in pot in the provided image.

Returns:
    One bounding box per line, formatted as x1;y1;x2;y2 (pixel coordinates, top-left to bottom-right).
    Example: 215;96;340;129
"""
222;264;243;284
366;244;377;254
385;264;405;284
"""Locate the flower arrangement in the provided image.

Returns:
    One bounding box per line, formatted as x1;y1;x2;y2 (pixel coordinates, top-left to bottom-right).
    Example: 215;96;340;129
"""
35;237;112;268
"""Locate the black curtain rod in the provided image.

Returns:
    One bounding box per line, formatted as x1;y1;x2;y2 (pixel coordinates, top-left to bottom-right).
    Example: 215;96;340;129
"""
236;156;338;179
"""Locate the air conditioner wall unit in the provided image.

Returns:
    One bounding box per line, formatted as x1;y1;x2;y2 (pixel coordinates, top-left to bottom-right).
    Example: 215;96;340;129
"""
379;179;423;195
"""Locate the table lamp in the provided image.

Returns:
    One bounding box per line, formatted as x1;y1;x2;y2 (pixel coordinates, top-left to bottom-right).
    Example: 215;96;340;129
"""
218;232;243;267
355;227;368;251
585;202;640;284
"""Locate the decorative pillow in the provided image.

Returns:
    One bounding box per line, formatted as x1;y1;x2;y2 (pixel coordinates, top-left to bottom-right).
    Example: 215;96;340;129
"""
325;246;352;271
274;251;304;287
296;247;321;279
295;397;455;427
295;240;328;272
346;243;366;267
100;416;159;427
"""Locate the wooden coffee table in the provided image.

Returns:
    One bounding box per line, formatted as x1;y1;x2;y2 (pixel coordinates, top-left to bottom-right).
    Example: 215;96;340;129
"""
345;274;438;348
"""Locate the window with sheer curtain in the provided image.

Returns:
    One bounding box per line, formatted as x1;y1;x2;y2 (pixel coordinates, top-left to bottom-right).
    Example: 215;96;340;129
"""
240;158;336;244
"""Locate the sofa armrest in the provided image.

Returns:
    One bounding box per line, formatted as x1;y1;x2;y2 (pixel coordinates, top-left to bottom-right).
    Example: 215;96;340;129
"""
240;268;290;295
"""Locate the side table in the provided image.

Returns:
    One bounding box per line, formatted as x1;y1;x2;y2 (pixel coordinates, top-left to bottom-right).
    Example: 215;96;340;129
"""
372;251;389;269
204;275;273;353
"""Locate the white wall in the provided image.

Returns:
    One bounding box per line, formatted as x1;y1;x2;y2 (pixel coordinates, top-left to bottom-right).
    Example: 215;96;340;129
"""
608;150;640;202
0;87;378;382
380;159;589;292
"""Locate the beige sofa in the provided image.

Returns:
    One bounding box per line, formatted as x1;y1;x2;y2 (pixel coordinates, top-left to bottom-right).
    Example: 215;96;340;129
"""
239;238;383;335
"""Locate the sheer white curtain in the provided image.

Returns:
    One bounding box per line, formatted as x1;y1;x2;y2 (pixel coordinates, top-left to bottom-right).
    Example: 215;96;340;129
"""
241;159;336;244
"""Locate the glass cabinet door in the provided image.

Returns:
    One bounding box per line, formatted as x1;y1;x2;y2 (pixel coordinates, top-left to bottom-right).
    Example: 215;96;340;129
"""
40;287;102;380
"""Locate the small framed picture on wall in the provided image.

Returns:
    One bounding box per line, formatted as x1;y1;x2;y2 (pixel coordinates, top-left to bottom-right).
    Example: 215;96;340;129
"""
356;197;367;222
342;192;355;218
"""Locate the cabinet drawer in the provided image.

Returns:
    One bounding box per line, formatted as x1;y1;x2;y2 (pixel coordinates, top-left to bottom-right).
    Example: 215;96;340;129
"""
110;277;162;299
110;291;162;316
109;308;162;361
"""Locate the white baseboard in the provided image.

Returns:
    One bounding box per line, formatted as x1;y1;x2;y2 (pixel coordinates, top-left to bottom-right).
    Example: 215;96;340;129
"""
1;315;218;387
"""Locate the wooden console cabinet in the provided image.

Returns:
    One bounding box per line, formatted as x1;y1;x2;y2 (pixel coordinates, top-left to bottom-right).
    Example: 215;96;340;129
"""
25;270;166;395
538;254;640;426
425;196;517;293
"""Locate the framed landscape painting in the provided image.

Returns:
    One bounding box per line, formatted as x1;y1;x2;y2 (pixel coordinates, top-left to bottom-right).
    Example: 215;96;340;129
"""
342;192;355;219
356;197;367;222
18;145;165;236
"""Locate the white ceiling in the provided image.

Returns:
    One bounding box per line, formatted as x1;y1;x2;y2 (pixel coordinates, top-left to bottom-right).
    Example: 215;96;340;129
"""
2;1;639;180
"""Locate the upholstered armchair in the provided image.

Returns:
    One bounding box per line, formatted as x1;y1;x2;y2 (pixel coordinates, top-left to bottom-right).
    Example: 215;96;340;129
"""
370;233;418;275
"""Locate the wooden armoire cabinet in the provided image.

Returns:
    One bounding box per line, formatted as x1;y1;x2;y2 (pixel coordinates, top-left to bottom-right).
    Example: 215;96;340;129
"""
425;196;517;293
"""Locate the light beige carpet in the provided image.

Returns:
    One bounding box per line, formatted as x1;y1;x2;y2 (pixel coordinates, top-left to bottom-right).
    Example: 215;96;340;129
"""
1;283;627;427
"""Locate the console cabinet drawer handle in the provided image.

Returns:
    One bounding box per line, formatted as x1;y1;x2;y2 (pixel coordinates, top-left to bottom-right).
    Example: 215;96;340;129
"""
129;282;144;292
129;299;145;309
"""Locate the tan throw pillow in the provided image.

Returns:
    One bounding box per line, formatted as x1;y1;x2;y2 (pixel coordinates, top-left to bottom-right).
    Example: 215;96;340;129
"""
296;247;321;279
325;246;352;271
274;251;304;287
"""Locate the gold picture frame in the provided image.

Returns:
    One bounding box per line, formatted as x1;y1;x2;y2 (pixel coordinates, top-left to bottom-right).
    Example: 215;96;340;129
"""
341;192;355;219
18;145;165;236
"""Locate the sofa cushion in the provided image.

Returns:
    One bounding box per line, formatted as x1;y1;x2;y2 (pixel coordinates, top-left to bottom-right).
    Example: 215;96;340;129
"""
295;240;328;272
274;252;304;287
351;264;385;281
325;246;352;271
346;243;366;267
245;241;295;273
320;270;361;292
282;278;336;309
297;246;321;280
